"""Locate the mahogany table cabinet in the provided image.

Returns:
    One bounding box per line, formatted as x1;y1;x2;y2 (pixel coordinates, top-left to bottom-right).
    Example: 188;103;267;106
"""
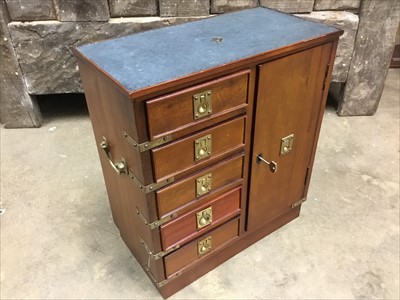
73;7;342;298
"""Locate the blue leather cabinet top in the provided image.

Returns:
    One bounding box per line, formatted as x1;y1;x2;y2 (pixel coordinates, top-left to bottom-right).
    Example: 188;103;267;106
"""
76;7;340;95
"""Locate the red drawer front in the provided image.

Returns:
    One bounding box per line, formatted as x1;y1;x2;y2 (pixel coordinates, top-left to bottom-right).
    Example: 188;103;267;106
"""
160;187;241;251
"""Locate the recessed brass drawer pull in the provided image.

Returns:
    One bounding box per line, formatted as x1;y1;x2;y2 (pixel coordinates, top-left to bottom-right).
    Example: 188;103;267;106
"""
196;173;212;197
198;236;212;256
193;90;212;120
194;134;212;161
100;136;128;175
196;206;212;229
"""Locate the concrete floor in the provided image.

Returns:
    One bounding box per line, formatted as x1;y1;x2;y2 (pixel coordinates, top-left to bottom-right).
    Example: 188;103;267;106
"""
1;69;399;299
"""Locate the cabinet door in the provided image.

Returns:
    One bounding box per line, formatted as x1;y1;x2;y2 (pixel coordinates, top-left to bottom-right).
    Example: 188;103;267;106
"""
247;43;332;231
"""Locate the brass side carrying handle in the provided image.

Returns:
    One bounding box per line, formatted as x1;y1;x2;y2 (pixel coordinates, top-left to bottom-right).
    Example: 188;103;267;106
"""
100;136;128;175
256;154;277;173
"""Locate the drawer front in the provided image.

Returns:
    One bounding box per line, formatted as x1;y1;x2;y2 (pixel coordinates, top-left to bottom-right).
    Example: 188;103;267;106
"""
146;70;249;139
151;116;245;181
156;154;244;218
160;187;241;251
164;217;239;278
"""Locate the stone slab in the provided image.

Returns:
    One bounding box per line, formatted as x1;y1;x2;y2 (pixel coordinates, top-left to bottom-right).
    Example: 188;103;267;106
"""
5;0;56;21
314;0;361;11
260;0;315;13
0;0;42;128
338;0;400;116
7;17;201;94
159;0;210;17
295;11;359;82
211;0;258;14
54;0;110;22
109;0;158;17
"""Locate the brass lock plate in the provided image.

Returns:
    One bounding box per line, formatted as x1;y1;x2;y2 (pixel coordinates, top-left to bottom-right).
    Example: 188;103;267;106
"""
196;206;212;229
280;134;294;156
194;134;212;161
193;90;212;120
198;236;212;256
196;173;212;197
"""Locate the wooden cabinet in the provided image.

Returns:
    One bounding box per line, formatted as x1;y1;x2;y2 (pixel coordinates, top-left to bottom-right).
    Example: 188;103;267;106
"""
73;7;342;298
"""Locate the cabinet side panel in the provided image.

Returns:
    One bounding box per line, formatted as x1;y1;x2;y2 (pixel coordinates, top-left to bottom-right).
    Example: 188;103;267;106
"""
76;58;126;233
76;58;164;281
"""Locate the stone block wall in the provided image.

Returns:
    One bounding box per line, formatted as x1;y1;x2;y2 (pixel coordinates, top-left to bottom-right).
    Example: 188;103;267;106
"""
1;0;399;127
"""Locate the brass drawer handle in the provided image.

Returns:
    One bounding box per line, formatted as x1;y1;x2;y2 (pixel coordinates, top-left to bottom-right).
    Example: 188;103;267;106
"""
256;154;277;173
100;136;128;175
198;236;212;256
196;207;212;229
194;134;212;161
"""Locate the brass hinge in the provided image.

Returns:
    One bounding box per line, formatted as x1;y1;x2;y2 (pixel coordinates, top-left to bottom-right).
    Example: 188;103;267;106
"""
322;63;330;91
140;237;180;261
128;170;174;194
291;197;307;208
304;167;310;186
136;208;178;230
123;130;172;152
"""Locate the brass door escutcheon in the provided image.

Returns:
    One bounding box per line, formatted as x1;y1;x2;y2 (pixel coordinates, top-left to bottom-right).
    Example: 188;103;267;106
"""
194;134;212;161
196;207;212;229
280;134;294;155
198;236;212;256
196;173;212;197
193;90;212;120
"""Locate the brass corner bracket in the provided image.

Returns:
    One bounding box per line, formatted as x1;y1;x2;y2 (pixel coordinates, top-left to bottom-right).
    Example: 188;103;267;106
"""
136;208;177;230
128;170;174;194
291;197;307;208
123;130;172;152
140;237;180;261
143;265;182;288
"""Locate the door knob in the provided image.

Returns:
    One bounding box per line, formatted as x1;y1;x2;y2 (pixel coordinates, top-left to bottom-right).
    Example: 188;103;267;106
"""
256;154;277;173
